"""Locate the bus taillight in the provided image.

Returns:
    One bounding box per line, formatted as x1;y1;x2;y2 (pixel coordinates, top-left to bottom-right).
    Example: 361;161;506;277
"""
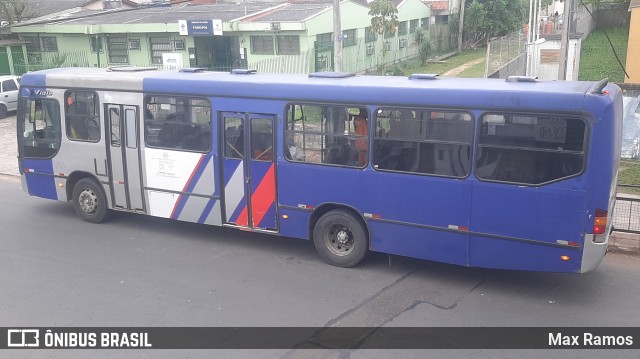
593;209;608;235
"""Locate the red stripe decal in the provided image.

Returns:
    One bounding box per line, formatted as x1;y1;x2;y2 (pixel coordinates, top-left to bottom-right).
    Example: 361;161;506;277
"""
169;154;205;219
250;164;276;227
236;206;249;227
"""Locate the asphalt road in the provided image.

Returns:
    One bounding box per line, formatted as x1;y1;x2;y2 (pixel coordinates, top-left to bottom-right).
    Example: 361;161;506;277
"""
1;175;639;359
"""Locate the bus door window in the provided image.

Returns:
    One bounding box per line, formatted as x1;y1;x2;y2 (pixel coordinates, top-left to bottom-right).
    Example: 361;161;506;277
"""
224;117;244;159
125;109;137;149
109;108;121;147
251;118;273;161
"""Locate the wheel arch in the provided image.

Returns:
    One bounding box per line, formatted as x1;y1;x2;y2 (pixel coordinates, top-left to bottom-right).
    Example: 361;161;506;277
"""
66;171;110;207
308;203;371;248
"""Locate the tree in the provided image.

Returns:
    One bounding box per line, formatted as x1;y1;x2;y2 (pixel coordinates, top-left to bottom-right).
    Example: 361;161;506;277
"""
461;0;528;47
0;0;36;25
413;28;432;65
368;0;398;74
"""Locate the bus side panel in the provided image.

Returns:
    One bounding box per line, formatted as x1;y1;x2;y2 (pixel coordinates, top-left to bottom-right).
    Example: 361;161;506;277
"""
469;182;586;272
469;237;581;272
22;158;57;200
369;222;468;266
365;172;472;266
142;149;220;224
580;86;623;272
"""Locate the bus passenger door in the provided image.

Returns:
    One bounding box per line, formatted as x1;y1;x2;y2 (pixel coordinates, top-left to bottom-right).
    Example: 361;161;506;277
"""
221;112;277;230
106;104;145;212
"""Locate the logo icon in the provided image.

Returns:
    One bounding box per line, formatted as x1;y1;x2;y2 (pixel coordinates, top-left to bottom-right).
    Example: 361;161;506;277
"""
7;329;39;347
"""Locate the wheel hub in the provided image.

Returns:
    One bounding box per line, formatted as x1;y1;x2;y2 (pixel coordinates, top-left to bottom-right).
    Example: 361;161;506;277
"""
336;230;349;244
79;189;98;214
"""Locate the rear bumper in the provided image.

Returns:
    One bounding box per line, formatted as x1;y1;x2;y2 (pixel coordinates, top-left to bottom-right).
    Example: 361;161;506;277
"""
580;233;608;273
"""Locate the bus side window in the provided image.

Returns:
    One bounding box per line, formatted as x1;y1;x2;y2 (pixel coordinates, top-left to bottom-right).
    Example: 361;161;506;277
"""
65;91;100;142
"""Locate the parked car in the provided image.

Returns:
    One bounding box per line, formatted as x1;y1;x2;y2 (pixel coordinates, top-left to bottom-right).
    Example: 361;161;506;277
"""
0;75;19;119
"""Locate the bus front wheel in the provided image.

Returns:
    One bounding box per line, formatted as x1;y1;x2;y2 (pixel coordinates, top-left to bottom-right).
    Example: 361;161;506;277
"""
72;178;109;223
313;209;368;267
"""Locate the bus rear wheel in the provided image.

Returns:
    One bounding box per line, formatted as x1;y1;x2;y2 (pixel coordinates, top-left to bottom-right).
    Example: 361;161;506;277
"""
313;209;368;267
72;178;109;223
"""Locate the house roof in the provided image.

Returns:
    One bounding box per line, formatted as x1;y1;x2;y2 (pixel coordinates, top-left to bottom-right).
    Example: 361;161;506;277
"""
25;0;138;17
426;1;448;11
631;0;640;10
14;3;276;27
242;3;332;22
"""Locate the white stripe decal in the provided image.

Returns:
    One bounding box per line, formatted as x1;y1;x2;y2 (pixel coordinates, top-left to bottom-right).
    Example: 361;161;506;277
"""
224;162;245;221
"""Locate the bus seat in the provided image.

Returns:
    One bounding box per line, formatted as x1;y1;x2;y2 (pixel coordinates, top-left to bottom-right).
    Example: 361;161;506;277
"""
87;119;100;141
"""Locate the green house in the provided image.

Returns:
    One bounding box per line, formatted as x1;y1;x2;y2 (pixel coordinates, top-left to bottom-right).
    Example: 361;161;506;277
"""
10;0;431;74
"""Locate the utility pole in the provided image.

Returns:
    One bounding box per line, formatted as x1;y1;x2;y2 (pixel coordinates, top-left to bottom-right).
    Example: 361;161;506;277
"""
333;0;342;72
457;0;466;53
558;0;571;80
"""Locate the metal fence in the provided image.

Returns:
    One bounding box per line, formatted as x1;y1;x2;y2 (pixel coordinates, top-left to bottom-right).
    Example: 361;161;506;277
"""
485;30;526;78
614;186;640;234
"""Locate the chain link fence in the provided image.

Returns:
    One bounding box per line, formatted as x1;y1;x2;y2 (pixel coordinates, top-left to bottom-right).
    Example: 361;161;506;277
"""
485;30;526;79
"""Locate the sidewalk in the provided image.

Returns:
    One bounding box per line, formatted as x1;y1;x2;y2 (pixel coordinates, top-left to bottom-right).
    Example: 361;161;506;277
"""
0;114;18;176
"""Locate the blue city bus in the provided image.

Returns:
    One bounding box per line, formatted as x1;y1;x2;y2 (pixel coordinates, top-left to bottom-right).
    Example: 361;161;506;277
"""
16;67;622;273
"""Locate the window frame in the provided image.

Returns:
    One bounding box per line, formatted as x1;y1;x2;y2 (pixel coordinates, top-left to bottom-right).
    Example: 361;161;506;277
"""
342;29;357;47
90;36;103;53
283;102;370;169
19;97;62;159
315;33;333;50
398;21;408;36
365;27;377;43
409;19;419;34
372;107;475;179
250;36;274;55
107;35;129;64
474;111;589;186
276;35;300;55
64;90;101;143
143;95;212;153
40;36;58;52
149;36;172;65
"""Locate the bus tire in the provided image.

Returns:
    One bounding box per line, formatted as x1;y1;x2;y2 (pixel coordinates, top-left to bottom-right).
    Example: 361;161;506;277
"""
72;178;109;223
313;209;368;267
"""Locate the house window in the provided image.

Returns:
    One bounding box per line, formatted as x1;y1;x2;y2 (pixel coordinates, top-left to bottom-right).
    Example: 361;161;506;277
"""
174;40;185;50
276;35;299;55
384;26;396;38
149;36;171;64
90;37;103;53
129;39;140;50
251;36;274;55
365;27;377;43
107;35;129;64
398;21;408;36
316;32;333;50
41;37;58;52
410;19;419;33
22;36;40;52
343;29;357;47
421;17;430;30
